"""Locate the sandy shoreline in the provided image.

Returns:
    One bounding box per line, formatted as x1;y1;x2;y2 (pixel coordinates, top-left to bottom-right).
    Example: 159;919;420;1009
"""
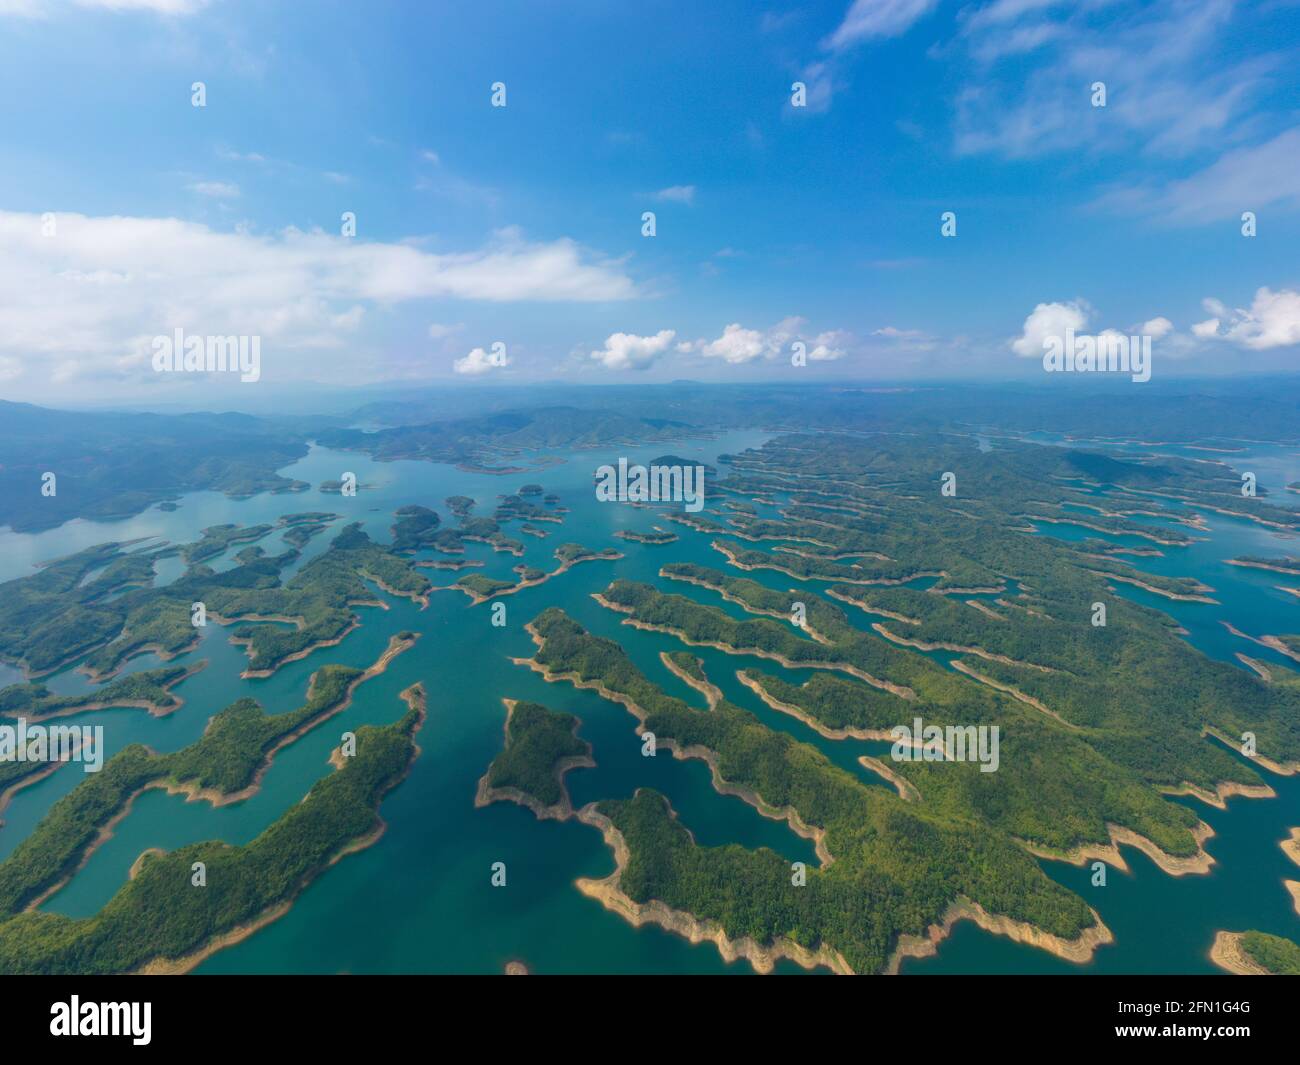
948;659;1079;730
1160;779;1275;809
737;669;895;741
1209;931;1268;975
660;653;723;709
1225;558;1300;576
1092;570;1217;603
885;897;1112;973
1017;820;1216;877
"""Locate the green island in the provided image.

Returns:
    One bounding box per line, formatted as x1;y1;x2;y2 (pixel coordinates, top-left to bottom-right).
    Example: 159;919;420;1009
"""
475;699;593;818
0;664;201;721
390;504;442;552
1225;555;1300;575
181;524;274;564
1211;930;1300;975
614;529;679;544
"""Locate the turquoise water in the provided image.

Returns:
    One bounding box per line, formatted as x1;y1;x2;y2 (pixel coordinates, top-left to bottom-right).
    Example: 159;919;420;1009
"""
1;431;1297;974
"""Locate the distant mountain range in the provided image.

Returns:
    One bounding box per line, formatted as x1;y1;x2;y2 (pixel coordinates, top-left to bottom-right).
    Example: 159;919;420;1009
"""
4;378;1299;534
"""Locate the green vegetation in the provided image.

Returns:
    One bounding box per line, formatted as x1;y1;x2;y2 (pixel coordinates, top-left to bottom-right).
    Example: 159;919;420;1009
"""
664;651;706;685
0;707;423;974
1240;931;1300;974
554;543;619;564
0;665;195;719
390;504;442;552
615;529;678;544
483;701;589;808
181;524;274;564
1227;555;1300;574
456;575;516;599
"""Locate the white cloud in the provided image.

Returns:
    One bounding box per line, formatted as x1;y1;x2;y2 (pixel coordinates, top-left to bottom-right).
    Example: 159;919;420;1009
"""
454;346;510;375
1192;287;1300;350
953;0;1274;161
808;329;850;361
0;210;637;388
1012;301;1188;362
692;317;825;364
700;323;770;364
1010;300;1090;357
588;330;677;371
419;149;441;165
653;185;696;205
823;0;939;51
1139;316;1174;339
189;181;240;199
1099;127;1300;224
427;322;463;340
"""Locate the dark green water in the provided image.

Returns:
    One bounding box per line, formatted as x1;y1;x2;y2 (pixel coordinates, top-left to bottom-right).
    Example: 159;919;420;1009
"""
0;430;1296;974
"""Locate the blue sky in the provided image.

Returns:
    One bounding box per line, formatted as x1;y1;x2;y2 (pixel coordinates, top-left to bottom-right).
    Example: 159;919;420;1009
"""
1;0;1298;404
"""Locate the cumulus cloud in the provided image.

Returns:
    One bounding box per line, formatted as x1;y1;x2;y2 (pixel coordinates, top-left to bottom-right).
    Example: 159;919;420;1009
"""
1010;300;1090;357
688;317;844;365
453;346;510;375
1011;301;1182;359
1192;288;1300;350
588;330;676;371
0;210;637;387
700;323;770;364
